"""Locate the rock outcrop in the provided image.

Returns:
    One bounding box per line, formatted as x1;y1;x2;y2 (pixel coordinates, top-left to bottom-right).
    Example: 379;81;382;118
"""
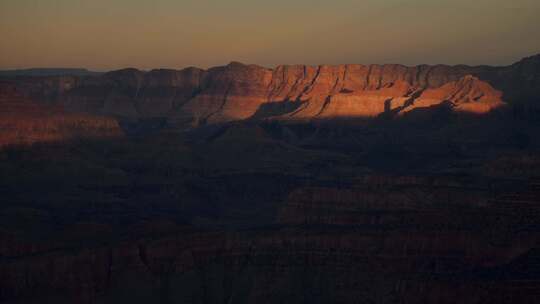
404;75;504;114
180;62;273;125
2;54;540;127
0;79;123;147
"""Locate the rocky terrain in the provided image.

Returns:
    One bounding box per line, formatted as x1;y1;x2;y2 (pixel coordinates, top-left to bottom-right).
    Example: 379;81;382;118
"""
2;54;539;129
0;80;122;147
2;170;540;304
1;54;540;303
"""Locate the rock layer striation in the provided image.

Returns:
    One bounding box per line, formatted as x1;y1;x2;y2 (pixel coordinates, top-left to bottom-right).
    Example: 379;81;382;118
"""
2;54;540;126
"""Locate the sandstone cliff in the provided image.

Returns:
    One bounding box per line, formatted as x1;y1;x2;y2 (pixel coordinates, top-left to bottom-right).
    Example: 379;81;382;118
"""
0;80;122;147
3;54;539;127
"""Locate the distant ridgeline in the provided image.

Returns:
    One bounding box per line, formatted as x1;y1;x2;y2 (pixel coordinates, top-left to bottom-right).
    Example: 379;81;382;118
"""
0;68;102;77
0;54;539;127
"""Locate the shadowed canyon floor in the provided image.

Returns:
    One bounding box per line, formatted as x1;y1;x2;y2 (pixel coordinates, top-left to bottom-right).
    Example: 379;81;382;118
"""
1;55;540;303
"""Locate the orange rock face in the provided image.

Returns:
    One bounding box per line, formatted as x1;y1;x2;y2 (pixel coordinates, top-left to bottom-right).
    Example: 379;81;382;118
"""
181;62;274;125
4;54;540;126
178;63;506;122
405;75;504;114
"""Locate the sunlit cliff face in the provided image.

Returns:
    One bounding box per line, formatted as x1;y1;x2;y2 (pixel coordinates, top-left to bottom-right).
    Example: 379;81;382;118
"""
1;0;540;70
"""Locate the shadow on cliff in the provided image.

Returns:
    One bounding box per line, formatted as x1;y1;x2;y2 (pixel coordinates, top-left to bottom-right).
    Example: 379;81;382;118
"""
250;100;307;120
7;106;539;245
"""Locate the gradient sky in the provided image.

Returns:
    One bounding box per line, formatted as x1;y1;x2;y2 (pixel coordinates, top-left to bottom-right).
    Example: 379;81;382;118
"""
1;0;539;70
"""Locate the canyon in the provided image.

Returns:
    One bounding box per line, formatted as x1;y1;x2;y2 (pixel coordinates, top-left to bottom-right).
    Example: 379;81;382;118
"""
2;171;540;303
2;54;539;131
1;54;540;303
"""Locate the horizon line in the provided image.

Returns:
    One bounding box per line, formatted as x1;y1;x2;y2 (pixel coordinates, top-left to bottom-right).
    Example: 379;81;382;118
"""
1;53;538;73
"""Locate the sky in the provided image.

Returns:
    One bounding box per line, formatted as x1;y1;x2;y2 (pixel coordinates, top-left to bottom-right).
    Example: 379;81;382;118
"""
1;0;539;71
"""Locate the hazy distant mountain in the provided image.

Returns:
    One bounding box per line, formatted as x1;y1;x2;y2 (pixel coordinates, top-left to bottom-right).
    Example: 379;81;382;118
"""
0;68;101;77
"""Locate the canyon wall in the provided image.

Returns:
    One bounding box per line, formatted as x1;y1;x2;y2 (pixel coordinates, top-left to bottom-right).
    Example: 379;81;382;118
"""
1;175;539;303
2;54;539;127
0;80;122;147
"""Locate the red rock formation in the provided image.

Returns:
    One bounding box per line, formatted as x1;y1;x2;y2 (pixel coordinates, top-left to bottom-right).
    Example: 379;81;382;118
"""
64;67;204;118
406;75;504;114
180;62;273;125
0;80;123;147
3;54;540;126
